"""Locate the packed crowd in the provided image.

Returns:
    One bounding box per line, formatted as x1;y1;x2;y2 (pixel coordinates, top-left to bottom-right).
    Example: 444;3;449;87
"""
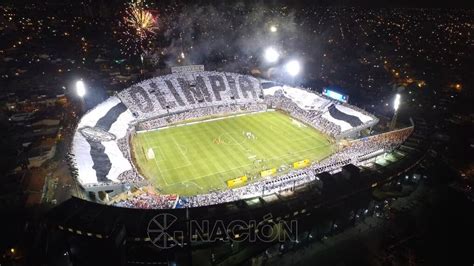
117;71;262;121
116;137;131;160
179;170;318;207
138;103;266;131
114;192;177;209
314;126;413;172
264;89;379;138
115;134;145;183
117;169;144;183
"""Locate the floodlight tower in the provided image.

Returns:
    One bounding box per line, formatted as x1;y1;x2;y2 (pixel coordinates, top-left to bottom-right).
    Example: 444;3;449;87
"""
390;94;401;130
75;80;87;113
285;60;301;77
264;47;280;63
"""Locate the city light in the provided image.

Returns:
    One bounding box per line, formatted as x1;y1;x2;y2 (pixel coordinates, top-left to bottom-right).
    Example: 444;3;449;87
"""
76;80;86;98
393;93;401;111
285;60;301;76
264;47;280;63
453;83;462;91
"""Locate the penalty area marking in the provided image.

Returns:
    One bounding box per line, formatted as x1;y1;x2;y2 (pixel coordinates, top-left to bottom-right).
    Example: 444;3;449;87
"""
141;134;168;186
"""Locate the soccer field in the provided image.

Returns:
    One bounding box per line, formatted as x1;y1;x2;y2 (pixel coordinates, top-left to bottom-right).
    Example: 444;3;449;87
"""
131;111;334;195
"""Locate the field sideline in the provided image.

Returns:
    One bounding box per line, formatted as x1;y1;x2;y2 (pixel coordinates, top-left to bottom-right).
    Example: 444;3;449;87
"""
131;111;334;195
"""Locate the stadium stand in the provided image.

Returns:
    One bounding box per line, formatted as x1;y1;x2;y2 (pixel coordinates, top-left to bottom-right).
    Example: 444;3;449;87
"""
71;97;135;186
263;85;378;137
327;104;363;127
117;71;263;121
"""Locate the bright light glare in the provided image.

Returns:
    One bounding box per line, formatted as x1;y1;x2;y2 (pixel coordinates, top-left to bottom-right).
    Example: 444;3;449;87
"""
264;47;280;63
285;60;301;76
76;80;86;98
393;94;401;111
270;25;277;32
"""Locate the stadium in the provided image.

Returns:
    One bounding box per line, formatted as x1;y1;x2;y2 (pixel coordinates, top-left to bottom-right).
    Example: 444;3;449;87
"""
41;66;428;265
68;66;415;209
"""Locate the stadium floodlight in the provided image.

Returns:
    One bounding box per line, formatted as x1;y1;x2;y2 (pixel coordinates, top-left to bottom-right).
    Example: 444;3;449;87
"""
264;47;280;63
390;93;401;130
270;25;277;32
393;93;401;111
76;80;86;98
285;60;301;76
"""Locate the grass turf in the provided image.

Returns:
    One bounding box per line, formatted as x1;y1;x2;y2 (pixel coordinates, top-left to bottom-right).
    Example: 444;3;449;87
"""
131;111;334;195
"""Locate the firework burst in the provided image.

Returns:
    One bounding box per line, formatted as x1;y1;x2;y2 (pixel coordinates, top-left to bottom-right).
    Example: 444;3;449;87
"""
117;1;158;57
124;6;158;40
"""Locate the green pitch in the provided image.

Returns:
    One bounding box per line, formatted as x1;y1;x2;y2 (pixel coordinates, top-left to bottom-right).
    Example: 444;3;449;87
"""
131;111;334;196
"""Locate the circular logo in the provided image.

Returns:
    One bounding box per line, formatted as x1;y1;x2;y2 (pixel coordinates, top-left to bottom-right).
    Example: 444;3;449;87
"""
147;213;180;249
